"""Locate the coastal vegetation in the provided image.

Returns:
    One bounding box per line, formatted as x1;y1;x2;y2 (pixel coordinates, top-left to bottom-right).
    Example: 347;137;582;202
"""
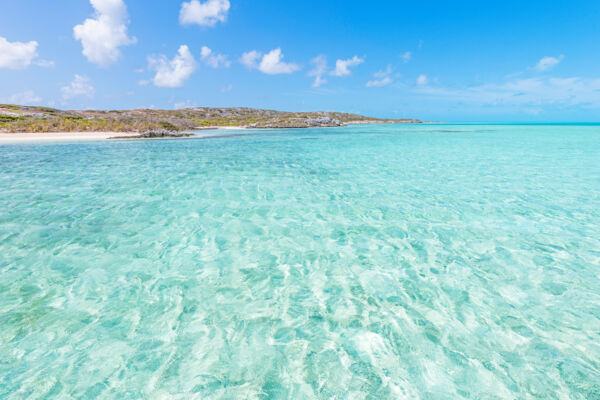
0;104;421;133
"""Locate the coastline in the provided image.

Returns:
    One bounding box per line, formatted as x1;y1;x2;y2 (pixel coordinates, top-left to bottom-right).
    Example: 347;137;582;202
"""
0;105;423;139
0;131;141;144
0;121;426;144
0;128;241;143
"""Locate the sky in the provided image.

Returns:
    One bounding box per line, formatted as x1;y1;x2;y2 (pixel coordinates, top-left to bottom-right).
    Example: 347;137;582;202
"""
1;0;599;121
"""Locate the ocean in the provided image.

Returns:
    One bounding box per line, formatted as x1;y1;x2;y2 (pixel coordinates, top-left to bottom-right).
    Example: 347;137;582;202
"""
1;124;599;398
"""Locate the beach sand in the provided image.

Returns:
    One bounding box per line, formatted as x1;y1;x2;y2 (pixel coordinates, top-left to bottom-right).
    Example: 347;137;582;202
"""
0;131;141;144
0;127;254;144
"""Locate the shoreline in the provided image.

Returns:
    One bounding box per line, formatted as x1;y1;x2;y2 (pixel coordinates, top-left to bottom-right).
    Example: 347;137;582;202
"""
0;105;424;139
0;122;427;144
0;128;242;144
0;131;140;144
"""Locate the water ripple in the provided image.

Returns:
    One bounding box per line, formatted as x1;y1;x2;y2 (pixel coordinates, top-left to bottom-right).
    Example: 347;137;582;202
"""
1;124;600;399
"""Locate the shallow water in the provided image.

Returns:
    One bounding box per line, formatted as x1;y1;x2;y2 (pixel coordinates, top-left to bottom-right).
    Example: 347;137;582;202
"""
1;124;599;399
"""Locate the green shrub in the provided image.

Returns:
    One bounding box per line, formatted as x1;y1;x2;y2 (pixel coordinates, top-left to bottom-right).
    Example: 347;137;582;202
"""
0;115;20;123
159;121;179;131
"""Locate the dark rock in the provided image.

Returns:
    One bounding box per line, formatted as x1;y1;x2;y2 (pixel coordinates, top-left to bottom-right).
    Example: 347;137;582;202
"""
138;130;193;138
109;130;194;139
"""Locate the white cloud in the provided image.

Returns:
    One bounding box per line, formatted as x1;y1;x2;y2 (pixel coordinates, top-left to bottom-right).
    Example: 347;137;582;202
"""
180;0;230;26
73;0;136;67
417;74;428;85
1;90;42;105
414;76;600;108
259;48;300;74
0;36;38;69
174;100;197;109
307;54;367;86
240;50;261;69
200;46;230;68
366;76;392;88
35;59;55;68
308;55;328;87
331;56;364;77
366;65;393;88
401;51;412;63
220;84;233;92
61;75;95;99
148;45;197;88
534;55;564;72
241;48;299;75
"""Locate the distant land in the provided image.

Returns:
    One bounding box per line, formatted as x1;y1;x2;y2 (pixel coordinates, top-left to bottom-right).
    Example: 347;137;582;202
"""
0;104;421;133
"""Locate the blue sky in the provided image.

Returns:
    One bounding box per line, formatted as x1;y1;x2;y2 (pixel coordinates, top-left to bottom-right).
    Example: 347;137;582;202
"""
1;0;599;121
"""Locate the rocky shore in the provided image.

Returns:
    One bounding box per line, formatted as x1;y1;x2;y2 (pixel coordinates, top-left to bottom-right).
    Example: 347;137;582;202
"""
108;130;195;139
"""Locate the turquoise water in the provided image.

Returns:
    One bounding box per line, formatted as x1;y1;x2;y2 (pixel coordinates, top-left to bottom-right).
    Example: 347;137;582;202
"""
1;124;600;399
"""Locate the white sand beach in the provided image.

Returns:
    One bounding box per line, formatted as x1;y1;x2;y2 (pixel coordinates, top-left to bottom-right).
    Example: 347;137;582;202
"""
0;127;254;144
0;131;140;143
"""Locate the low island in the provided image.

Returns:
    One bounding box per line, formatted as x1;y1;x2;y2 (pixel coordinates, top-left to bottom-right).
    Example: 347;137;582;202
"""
0;104;421;142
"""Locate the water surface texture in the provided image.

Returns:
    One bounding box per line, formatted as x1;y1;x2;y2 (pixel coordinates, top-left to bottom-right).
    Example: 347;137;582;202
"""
1;124;600;399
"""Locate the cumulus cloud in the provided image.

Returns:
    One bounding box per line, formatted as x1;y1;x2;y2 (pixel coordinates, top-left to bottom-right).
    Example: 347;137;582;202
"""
149;45;197;88
366;65;394;88
417;74;428;85
307;54;367;86
200;46;231;68
331;56;364;77
241;48;299;75
73;0;137;67
534;55;564;72
240;50;261;69
1;90;42;105
180;0;230;26
308;55;328;87
0;36;38;69
401;51;412;63
61;75;95;99
259;48;300;74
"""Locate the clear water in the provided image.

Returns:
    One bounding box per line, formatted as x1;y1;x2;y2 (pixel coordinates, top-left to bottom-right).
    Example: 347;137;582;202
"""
1;124;600;399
